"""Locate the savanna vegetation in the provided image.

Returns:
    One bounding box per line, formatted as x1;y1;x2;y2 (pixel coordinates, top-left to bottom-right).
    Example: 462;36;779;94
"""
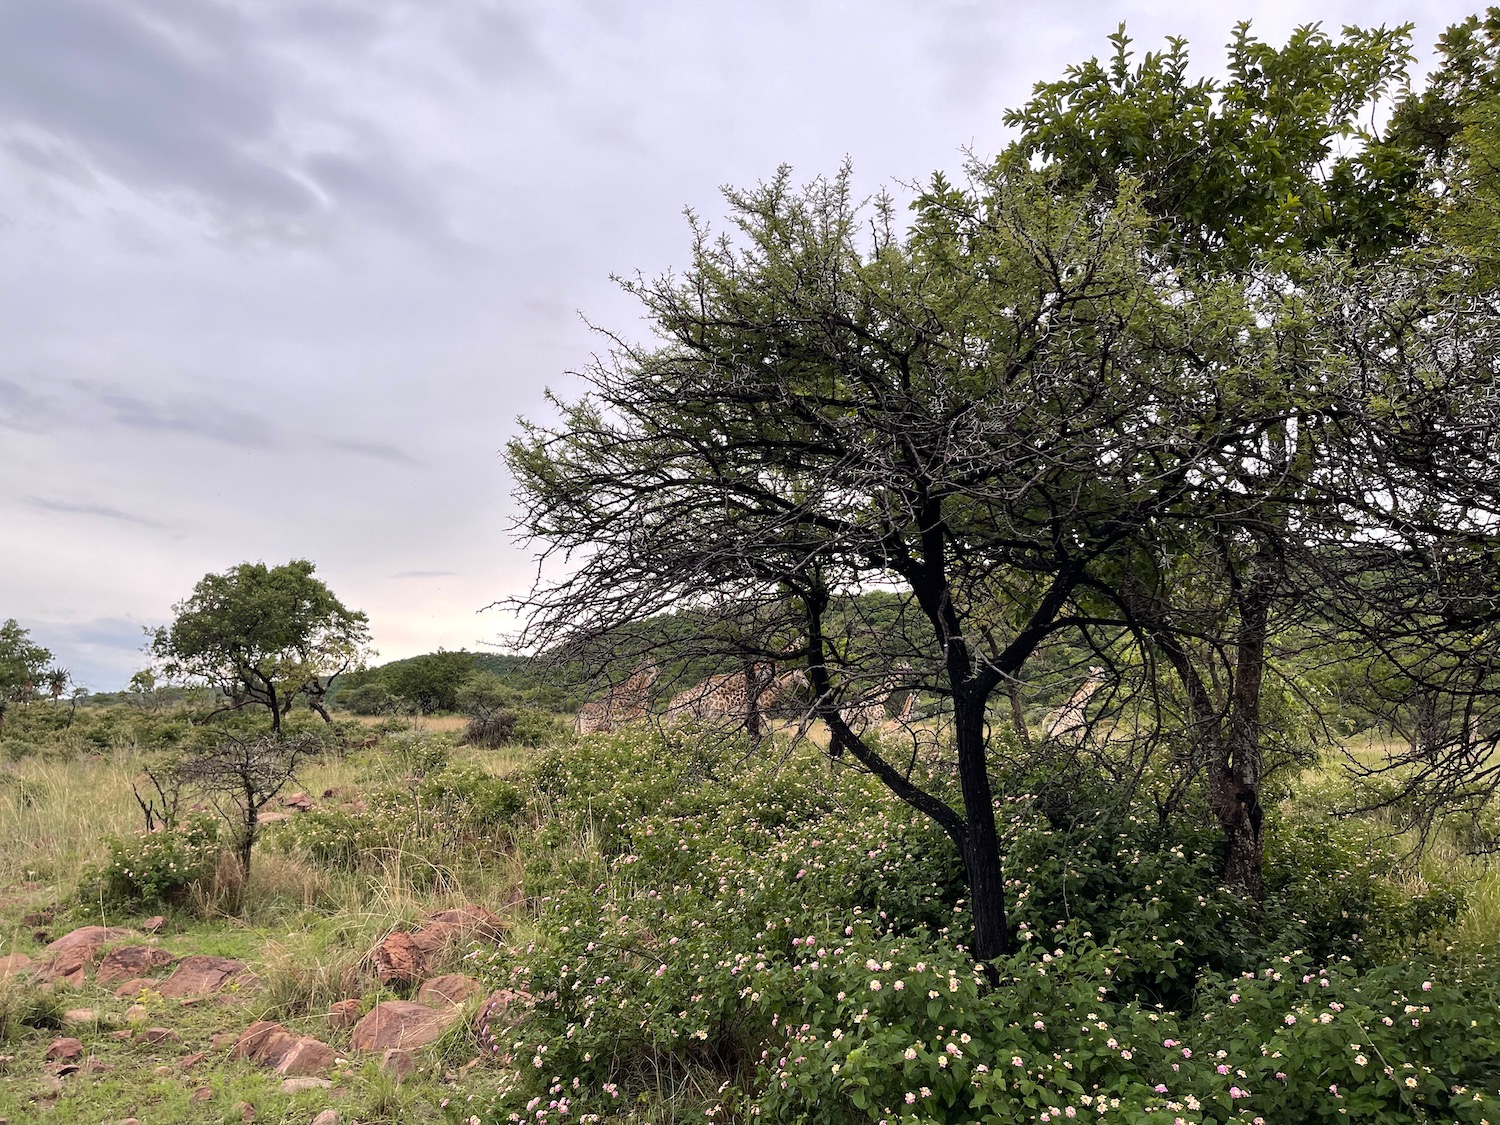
6;12;1500;1125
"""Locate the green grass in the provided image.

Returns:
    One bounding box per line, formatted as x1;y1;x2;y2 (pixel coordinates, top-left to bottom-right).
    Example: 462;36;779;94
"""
0;722;540;1124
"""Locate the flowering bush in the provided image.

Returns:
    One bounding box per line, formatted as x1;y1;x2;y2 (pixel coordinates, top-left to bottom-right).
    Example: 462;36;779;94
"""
81;814;221;908
463;728;1500;1124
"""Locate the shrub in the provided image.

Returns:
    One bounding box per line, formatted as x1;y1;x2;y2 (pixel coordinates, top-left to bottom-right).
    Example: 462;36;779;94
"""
471;729;1500;1124
80;814;221;909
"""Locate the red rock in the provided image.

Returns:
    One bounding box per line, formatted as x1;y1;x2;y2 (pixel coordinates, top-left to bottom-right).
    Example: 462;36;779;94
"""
44;926;133;955
276;1038;336;1077
284;792;313;812
107;1030;134;1041
379;1047;415;1081
237;1102;255;1123
231;1021;335;1076
327;999;362;1029
44;1038;82;1062
231;1021;298;1066
179;1051;206;1069
158;955;244;997
349;1000;459;1052
96;946;175;986
417;974;484;1008
425;904;507;940
190;1086;213;1102
37;946;93;987
138;1027;178;1044
311;1112;340;1125
113;978;155;998
371;931;427;986
0;953;32;978
210;1032;239;1051
143;916;165;934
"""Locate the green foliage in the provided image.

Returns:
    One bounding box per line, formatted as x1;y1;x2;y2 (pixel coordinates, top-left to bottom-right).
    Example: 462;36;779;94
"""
267;733;524;886
1005;22;1422;264
0;975;67;1043
80;814;221;909
471;730;1495;1123
151;559;371;732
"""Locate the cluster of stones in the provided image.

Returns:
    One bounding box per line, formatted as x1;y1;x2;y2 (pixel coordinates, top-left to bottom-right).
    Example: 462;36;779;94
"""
13;892;531;1115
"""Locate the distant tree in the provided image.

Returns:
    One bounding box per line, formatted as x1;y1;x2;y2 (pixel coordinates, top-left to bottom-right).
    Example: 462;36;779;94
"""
151;560;372;734
0;619;57;733
379;650;479;713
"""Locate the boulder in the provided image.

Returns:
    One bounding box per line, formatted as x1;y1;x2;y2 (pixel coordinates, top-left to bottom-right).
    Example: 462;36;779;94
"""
284;792;314;812
44;1038;83;1062
44;926;133;955
327;999;362;1029
425;904;507;940
417;974;484;1008
97;946;176;986
0;953;32;978
38;946;93;987
142;916;165;934
371;931;427;986
158;955;244;998
113;978;155;999
349;1000;459;1052
379;1047;415;1082
231;1021;336;1076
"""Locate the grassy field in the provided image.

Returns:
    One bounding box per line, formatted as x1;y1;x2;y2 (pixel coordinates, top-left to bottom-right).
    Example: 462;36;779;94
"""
0;707;1496;1123
0;729;532;1124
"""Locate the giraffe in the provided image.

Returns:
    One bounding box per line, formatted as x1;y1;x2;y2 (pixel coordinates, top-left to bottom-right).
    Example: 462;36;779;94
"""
666;663;785;738
575;662;660;735
837;667;915;735
1043;666;1105;740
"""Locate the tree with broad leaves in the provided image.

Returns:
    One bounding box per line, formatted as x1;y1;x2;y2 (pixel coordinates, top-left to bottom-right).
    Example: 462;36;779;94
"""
151;560;371;734
0;619;60;733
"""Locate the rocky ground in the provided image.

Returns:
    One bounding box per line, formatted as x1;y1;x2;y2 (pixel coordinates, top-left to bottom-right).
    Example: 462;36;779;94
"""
0;900;523;1123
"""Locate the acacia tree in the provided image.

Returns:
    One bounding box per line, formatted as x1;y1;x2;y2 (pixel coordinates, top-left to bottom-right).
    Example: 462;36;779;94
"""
178;731;321;905
510;166;1279;963
509;24;1500;963
152;560;371;733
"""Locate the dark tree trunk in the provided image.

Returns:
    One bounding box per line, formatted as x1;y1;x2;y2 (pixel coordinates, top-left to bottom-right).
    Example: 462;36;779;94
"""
954;693;1011;964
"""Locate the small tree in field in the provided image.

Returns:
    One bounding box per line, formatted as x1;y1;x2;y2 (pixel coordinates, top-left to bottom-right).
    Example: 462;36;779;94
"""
152;559;372;733
177;731;320;904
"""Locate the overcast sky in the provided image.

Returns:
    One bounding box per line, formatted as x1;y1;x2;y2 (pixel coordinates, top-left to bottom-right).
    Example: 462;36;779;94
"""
0;0;1481;690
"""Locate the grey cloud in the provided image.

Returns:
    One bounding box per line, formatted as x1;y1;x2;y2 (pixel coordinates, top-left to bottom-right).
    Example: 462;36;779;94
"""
328;438;423;466
98;390;278;448
0;0;316;213
28;496;170;529
0;378;60;432
393;570;459;579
